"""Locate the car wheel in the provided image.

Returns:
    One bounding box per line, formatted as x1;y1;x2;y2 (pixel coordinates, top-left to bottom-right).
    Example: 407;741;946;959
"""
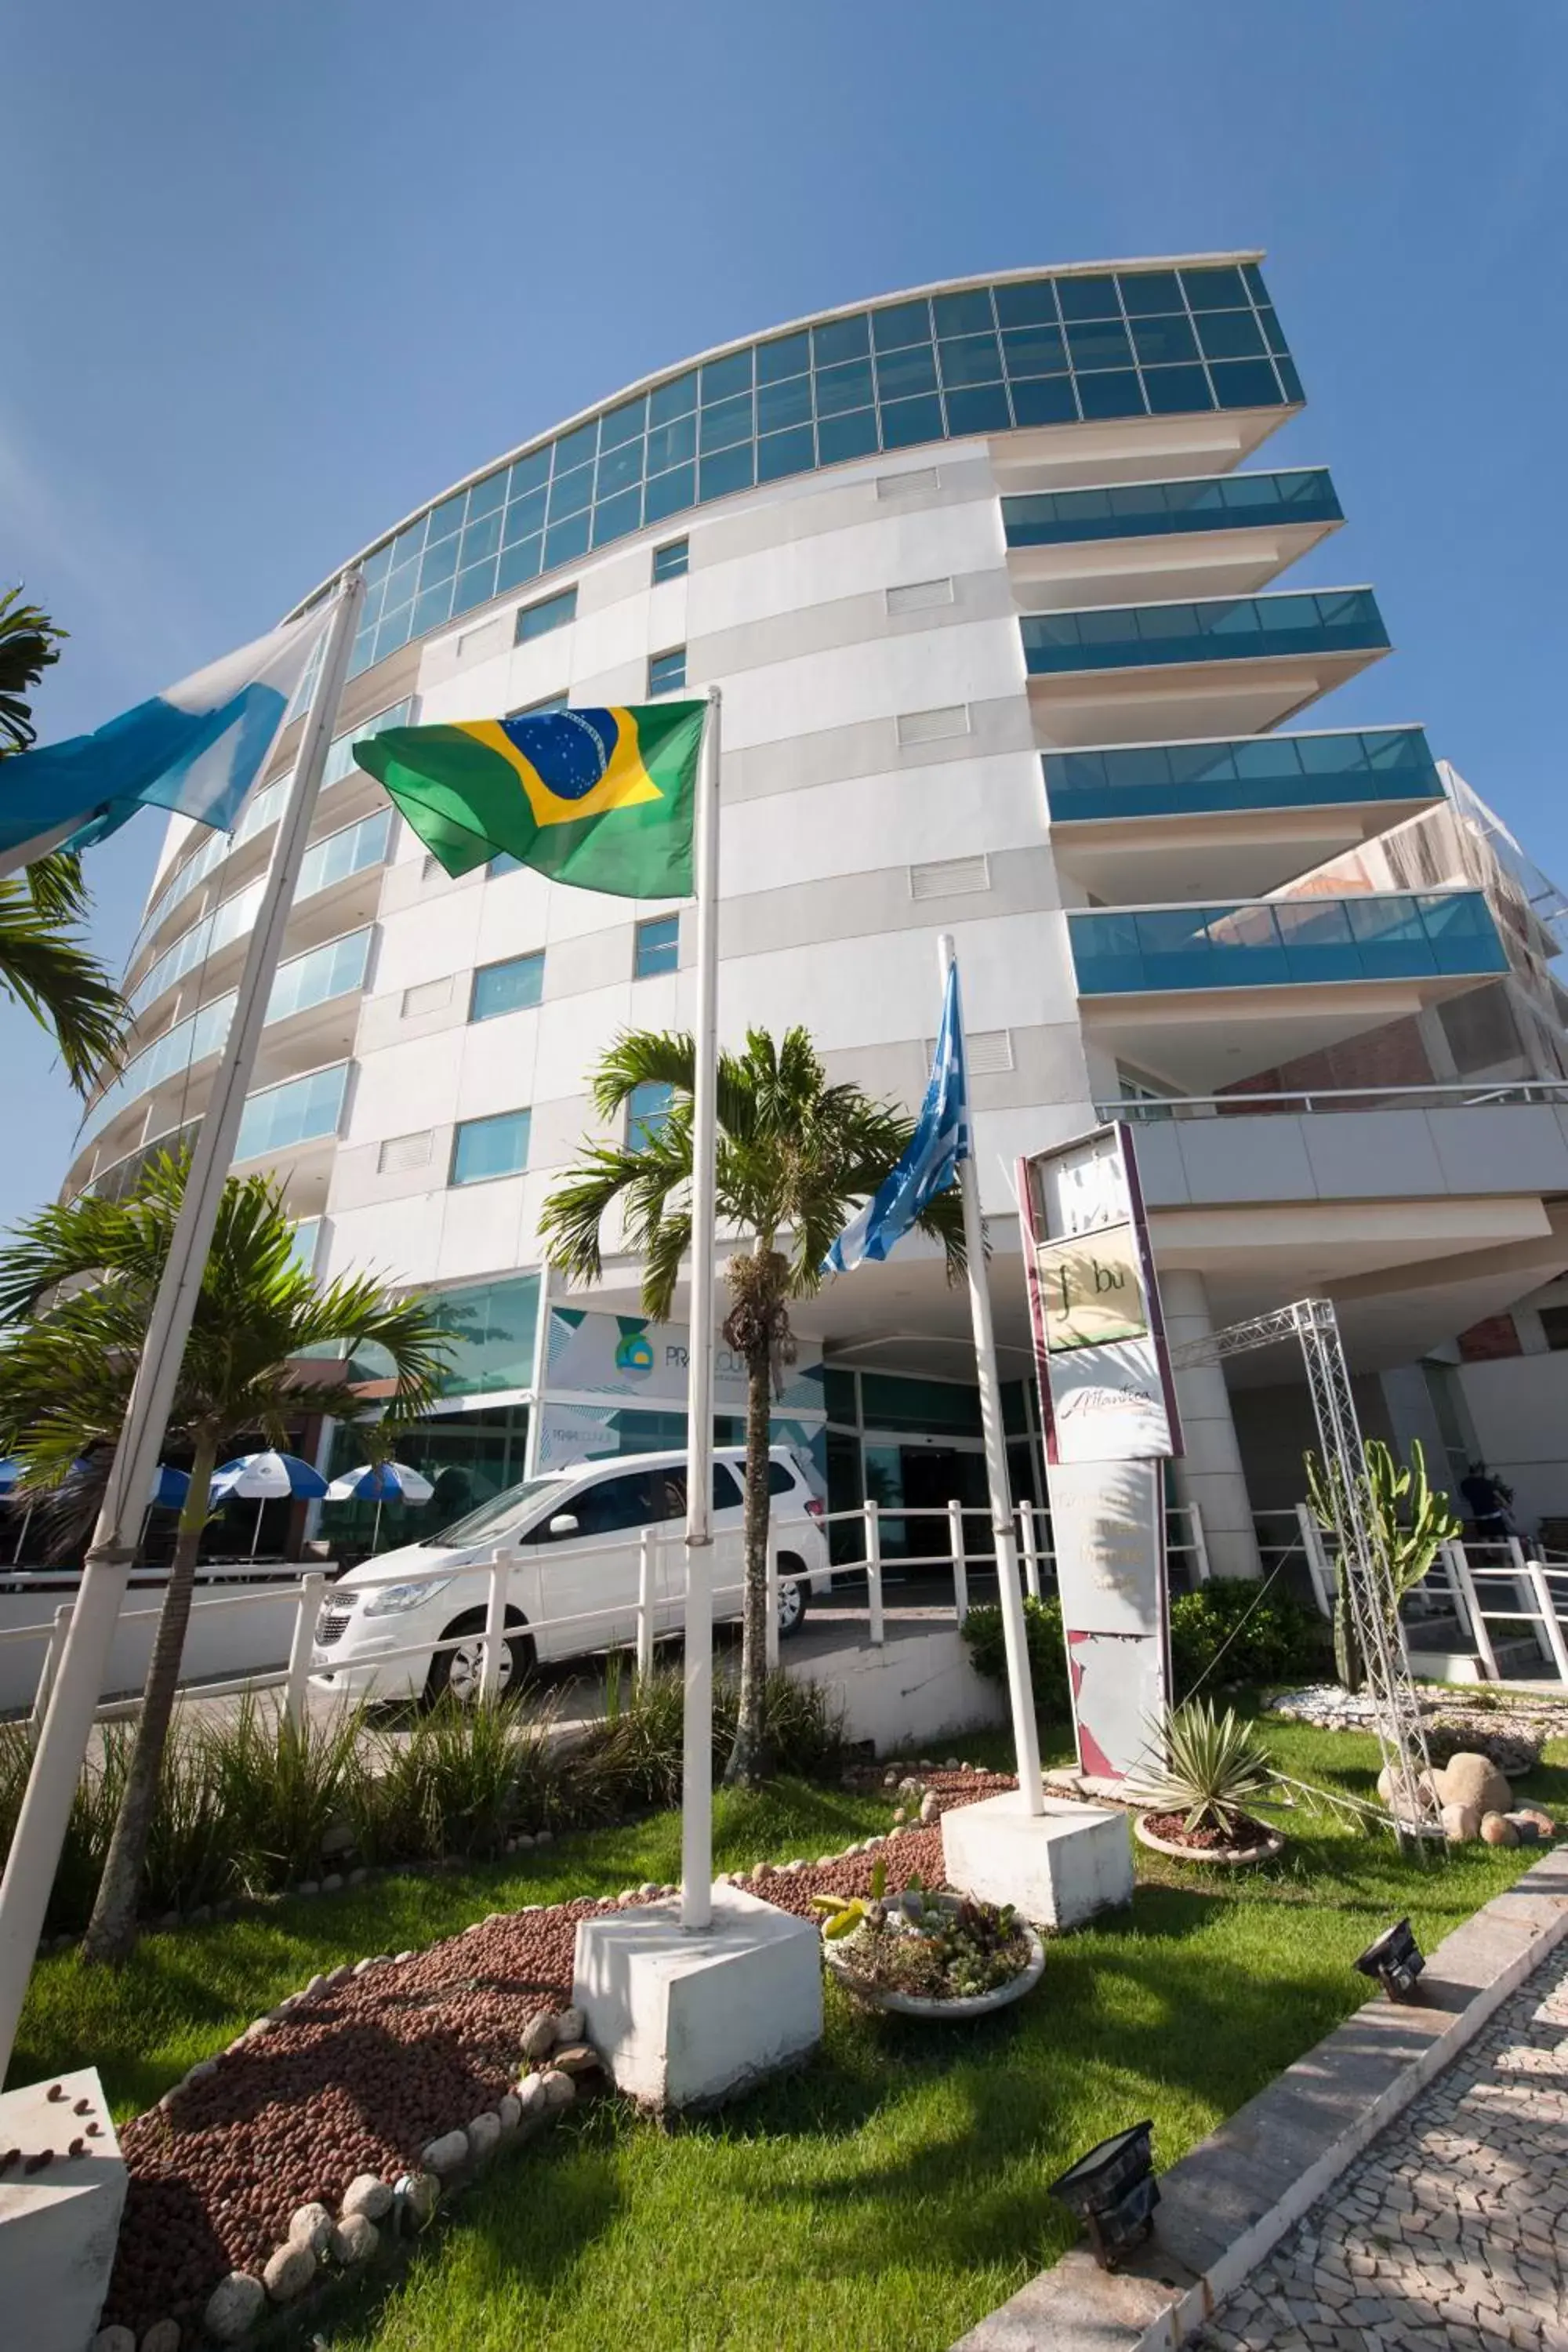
776;1559;810;1638
424;1608;535;1708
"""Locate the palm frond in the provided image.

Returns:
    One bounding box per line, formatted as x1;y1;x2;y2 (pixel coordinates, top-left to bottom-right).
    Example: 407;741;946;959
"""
0;1149;454;1497
0;879;129;1091
0;587;66;756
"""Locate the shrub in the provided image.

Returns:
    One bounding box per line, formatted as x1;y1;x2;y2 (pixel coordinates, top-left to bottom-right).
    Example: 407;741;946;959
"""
354;1697;550;1864
1168;1578;1329;1697
959;1595;1070;1725
571;1661;849;1813
3;1657;851;1936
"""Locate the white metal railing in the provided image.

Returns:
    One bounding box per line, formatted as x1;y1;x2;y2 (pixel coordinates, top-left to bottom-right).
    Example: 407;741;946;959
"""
1294;1519;1568;1686
1097;1080;1568;1122
2;1494;1211;1734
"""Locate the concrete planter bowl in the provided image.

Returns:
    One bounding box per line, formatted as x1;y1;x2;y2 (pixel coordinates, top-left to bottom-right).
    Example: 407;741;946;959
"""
1134;1813;1284;1869
822;1893;1046;2020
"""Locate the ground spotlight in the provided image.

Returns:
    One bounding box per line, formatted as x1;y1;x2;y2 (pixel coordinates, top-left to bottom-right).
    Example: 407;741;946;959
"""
1048;2120;1159;2269
1353;1917;1425;2002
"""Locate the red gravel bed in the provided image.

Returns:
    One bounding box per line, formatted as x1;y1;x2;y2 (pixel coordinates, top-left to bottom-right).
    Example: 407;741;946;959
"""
103;1769;1011;2337
1141;1809;1268;1853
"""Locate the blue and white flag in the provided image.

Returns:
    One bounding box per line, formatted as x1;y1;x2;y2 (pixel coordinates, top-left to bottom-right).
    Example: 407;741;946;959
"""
0;604;332;875
826;960;971;1274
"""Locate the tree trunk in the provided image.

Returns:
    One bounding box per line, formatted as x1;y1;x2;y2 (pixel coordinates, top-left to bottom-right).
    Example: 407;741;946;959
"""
723;1343;774;1787
82;1433;218;1965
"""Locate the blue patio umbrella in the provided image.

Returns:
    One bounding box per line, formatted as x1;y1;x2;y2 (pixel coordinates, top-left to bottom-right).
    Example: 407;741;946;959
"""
210;1450;328;1558
325;1460;435;1551
149;1464;191;1510
0;1460;18;1497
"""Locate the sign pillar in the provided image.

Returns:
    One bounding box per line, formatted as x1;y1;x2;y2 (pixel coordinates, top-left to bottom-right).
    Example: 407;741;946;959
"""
1018;1124;1180;1782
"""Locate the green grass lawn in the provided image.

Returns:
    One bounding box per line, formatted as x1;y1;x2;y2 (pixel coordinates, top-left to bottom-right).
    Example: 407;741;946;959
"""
20;1709;1567;2352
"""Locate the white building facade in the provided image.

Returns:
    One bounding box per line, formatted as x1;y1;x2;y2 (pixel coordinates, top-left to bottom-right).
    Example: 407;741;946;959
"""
66;255;1568;1566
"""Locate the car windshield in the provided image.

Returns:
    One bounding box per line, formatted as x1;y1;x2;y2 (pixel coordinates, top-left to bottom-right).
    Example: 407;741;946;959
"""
418;1474;565;1548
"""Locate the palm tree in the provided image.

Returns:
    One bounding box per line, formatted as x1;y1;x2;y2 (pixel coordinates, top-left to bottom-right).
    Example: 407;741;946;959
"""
0;586;127;1089
0;1151;453;1962
539;1025;964;1784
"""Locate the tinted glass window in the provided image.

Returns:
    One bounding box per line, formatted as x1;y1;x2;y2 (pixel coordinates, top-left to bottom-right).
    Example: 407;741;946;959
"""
626;1078;674;1147
635;913;680;977
767;1460;797;1497
568;1471;659;1537
470;953;544;1021
661;1463;745;1513
451;1109;531;1185
515;587;577;643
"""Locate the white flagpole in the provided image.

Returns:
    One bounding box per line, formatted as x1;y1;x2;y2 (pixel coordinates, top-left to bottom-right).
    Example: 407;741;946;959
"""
937;934;1044;1817
0;572;364;2078
680;688;721;1930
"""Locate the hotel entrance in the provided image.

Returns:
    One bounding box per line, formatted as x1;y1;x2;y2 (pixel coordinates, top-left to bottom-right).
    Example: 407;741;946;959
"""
822;1366;1044;1591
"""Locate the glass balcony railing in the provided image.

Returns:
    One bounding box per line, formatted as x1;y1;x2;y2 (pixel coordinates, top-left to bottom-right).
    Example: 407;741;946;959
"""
296;808;393;901
264;927;372;1024
1004;467;1340;548
129;877;267;1016
233;1062;350;1163
127;699;409;967
1044;726;1442;824
79;930;372;1152
1022;587;1388;675
1069;890;1508;996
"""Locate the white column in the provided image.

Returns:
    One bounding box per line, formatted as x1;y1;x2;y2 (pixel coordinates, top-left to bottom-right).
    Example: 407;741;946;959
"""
1160;1267;1261;1581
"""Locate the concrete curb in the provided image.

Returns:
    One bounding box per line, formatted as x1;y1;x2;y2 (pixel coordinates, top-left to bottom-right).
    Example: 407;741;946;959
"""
952;1844;1568;2352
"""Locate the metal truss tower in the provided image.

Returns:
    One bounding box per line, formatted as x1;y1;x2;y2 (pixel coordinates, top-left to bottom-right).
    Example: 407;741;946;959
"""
1167;1296;1438;1849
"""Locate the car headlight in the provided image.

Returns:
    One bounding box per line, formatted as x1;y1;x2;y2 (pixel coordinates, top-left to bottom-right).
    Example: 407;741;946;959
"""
361;1577;454;1617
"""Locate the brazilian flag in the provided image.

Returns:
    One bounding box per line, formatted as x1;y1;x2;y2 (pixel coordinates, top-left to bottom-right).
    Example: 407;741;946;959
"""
354;701;706;899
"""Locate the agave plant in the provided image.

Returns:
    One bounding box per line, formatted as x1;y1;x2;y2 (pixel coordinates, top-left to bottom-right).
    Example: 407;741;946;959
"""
1125;1698;1279;1837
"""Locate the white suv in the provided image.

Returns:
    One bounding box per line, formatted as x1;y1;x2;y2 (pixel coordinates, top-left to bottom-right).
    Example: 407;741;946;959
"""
310;1443;830;1706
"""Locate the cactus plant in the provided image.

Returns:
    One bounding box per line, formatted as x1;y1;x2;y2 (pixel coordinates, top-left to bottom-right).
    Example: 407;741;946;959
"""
1305;1438;1461;1695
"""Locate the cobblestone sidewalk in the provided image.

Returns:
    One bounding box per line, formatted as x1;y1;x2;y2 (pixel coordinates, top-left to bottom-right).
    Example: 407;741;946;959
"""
1192;1943;1568;2352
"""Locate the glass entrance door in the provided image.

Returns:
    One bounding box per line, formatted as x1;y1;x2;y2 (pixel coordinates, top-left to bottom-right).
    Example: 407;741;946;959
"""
861;1434;991;1587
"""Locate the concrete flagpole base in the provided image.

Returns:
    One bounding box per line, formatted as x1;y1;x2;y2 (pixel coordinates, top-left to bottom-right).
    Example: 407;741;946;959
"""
942;1791;1134;1929
572;1883;822;2111
0;2067;125;2352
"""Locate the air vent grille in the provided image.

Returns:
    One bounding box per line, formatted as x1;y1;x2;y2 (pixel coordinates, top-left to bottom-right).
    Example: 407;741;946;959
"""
896;704;970;747
401;976;452;1018
909;854;990;901
379;1129;434;1175
877;465;940;499
887;577;954;615
924;1026;1014;1075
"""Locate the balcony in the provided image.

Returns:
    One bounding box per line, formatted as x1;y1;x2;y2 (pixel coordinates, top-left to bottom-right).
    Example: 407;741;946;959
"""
1045;725;1443;902
74;930;372;1171
1004;467;1341;608
1022;587;1391;748
1070;889;1508;1089
124;701;408;989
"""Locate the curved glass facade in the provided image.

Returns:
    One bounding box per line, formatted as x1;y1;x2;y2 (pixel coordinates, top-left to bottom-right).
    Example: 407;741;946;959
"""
322;260;1298;684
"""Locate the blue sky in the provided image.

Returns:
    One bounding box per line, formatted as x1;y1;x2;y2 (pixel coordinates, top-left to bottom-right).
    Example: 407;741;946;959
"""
5;1;1565;1232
